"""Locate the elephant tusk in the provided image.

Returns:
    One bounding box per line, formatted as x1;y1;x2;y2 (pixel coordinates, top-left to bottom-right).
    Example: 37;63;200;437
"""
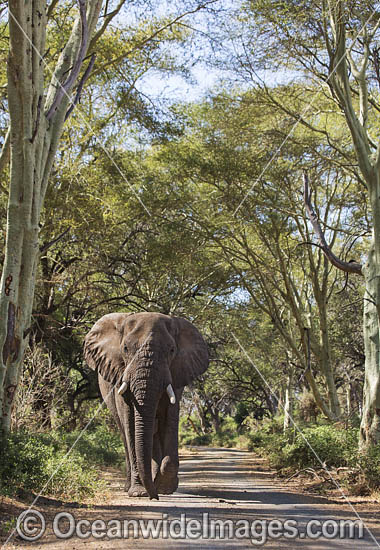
166;384;176;404
118;381;128;395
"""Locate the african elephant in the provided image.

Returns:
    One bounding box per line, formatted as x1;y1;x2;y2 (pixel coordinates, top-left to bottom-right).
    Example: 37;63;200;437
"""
83;312;209;500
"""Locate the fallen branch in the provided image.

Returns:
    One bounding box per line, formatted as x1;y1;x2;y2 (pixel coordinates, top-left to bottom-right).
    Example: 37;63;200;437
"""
285;468;323;482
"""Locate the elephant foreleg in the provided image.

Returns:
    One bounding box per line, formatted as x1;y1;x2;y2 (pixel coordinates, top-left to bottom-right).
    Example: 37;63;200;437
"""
116;396;148;497
98;377;132;492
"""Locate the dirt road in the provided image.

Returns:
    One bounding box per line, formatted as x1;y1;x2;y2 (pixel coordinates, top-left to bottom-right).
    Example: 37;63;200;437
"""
3;447;380;549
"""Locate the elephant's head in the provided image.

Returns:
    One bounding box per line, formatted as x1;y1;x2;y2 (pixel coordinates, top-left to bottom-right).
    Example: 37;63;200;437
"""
83;312;209;499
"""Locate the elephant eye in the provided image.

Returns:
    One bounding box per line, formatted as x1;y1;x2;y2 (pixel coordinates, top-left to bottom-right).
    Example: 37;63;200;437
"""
123;344;128;353
170;346;176;355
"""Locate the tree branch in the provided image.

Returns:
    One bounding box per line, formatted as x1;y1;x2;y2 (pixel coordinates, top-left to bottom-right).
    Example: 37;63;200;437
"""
39;228;70;254
89;0;220;79
303;172;363;276
88;0;126;52
0;128;10;194
46;0;89;121
47;0;60;19
65;54;96;120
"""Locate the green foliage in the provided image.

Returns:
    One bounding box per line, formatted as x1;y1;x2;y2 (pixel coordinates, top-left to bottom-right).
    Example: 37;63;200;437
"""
179;415;251;449
234;402;250;426
358;445;380;489
58;424;124;467
0;431;55;495
179;416;212;446
45;451;104;501
245;416;286;454
0;426;122;500
247;423;359;472
279;426;359;470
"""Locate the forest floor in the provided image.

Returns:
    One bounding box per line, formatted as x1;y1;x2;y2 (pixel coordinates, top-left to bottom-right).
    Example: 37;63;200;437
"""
1;447;380;549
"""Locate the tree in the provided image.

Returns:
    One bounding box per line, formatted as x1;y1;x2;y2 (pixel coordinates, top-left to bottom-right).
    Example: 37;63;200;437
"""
0;0;105;431
229;0;380;448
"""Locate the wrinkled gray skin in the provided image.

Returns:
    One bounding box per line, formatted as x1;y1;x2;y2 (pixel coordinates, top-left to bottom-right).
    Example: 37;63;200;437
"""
84;312;209;500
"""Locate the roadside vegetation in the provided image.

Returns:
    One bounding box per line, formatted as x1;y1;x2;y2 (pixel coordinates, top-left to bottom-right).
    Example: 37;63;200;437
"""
0;417;124;501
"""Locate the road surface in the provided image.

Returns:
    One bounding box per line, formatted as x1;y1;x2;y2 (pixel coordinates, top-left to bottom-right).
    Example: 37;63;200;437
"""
3;447;380;549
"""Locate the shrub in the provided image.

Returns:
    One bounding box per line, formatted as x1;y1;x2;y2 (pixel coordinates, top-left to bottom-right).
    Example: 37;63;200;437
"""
179;415;242;448
359;444;380;488
179;416;209;446
268;425;358;471
59;424;124;467
0;430;106;500
0;431;54;495
45;451;105;500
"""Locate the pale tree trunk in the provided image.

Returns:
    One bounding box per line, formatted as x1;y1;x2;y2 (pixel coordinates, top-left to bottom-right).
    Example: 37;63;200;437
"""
317;306;341;419
323;1;380;449
346;381;351;417
305;208;342;419
360;176;380;447
283;367;294;432
300;1;380;449
0;1;102;431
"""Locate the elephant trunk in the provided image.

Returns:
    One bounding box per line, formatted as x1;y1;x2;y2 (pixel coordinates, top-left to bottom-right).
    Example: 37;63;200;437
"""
134;402;158;500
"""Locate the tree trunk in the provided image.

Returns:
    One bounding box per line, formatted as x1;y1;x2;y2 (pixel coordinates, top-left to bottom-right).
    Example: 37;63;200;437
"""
283;368;294;432
317;317;341;419
0;1;102;431
360;177;380;448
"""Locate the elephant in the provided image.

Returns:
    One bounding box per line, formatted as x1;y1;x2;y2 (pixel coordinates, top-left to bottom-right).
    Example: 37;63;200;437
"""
83;311;209;500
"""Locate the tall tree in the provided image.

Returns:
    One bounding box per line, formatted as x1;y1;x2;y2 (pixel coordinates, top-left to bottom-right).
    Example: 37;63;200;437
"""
232;0;380;448
0;0;104;431
155;92;365;420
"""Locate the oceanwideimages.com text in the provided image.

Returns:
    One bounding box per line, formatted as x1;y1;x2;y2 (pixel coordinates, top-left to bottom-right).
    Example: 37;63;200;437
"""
16;509;365;546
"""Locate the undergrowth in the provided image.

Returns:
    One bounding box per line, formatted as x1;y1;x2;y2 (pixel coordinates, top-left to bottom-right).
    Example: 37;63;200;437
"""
0;423;124;501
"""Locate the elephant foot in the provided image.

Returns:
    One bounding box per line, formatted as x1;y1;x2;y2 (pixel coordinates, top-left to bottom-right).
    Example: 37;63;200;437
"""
155;456;179;494
128;483;148;498
155;473;179;495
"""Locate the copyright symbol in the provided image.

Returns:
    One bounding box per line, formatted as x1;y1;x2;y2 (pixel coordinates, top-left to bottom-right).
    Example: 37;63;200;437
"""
16;509;46;541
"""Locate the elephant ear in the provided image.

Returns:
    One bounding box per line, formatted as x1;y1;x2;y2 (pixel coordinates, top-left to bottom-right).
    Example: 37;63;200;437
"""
170;317;209;389
84;313;130;385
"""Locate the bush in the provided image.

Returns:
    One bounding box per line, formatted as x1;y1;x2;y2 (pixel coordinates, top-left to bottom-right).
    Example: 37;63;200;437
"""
254;425;359;471
359;444;380;488
0;429;108;500
45;451;104;500
280;426;358;470
210;417;240;448
58;424;124;467
179;415;242;448
245;416;286;453
0;431;54;495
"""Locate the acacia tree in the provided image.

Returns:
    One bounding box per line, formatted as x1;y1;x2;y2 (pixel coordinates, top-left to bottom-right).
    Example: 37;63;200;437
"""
158;92;364;421
230;0;380;448
0;0;106;431
316;1;380;449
